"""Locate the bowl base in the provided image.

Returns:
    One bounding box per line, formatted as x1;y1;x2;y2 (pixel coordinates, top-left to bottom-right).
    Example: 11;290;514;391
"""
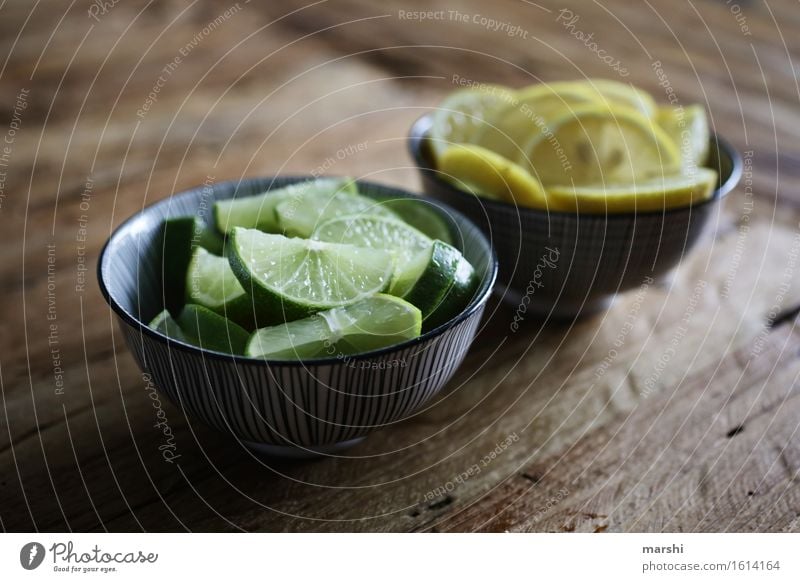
497;283;615;319
240;437;366;459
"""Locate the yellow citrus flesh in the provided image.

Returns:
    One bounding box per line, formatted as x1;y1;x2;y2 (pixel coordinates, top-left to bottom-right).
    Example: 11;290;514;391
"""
430;85;517;162
522;104;681;186
474;82;597;161
656;104;710;170
546;167;718;213
439;143;548;209
579;79;657;117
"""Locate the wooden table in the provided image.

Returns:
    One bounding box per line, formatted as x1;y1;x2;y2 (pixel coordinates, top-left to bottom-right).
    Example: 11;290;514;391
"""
2;0;800;532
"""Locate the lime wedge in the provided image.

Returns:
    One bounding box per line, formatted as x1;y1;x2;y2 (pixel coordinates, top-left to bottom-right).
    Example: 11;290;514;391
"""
193;222;225;255
380;198;454;245
148;309;189;343
390;240;468;328
425;255;478;329
656;104;710;169
186;247;255;328
246;294;422;359
175;304;250;354
228;227;394;321
522;104;681;186
547;168;718;213
247;316;329;359
275;187;398;238
439;143;548;209
430;84;517;161
313;214;431;272
213;177;357;235
160;215;224;312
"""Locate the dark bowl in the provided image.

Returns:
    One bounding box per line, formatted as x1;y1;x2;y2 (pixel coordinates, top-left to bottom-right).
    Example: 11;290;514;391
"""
409;113;742;317
98;177;497;456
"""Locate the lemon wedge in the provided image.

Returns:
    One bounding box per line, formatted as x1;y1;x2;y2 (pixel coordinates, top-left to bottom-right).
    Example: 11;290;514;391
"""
656;104;710;169
522;104;681;186
547;168;718;213
430;85;516;162
439;143;548;209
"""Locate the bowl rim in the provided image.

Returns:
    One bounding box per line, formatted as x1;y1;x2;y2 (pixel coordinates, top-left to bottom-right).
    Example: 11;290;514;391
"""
97;176;498;367
407;112;743;218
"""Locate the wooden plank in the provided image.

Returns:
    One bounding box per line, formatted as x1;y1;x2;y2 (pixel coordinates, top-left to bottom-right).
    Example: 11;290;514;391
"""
2;0;799;532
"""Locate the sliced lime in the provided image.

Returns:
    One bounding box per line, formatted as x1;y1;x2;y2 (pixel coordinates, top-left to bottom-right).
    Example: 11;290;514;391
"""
424;255;478;329
148;309;189;343
380;197;454;245
390;240;467;328
228;227;393;321
246;316;329;359
186;247;255;328
246;294;421;359
313;214;431;272
175;304;249;354
160;215;224;312
213;177;357;235
275;187;398;238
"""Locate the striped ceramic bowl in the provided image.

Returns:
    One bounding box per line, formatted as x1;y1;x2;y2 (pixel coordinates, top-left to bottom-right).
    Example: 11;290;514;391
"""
409;114;742;317
98;177;497;456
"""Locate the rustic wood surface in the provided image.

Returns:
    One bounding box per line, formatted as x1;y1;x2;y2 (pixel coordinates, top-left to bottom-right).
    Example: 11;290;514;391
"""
1;0;799;532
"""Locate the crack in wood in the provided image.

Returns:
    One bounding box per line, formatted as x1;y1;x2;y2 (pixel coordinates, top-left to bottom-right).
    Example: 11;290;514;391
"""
427;495;454;511
768;303;800;328
520;472;542;484
726;424;746;438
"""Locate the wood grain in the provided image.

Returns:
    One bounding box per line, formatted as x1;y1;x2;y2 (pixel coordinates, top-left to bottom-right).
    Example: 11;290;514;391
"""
1;0;799;532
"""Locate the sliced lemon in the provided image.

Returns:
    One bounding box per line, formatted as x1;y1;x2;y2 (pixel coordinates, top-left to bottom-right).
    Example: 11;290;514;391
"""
579;79;657;117
430;84;516;161
439;143;548;209
656;104;710;169
474;82;597;160
522;104;681;186
547;168;718;213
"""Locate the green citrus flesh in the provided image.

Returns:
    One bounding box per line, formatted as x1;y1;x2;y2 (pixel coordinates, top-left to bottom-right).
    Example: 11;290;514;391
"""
185;247;255;329
228;227;394;322
380;198;454;245
313;214;432;273
148;309;189;343
275;187;399;238
213;177;357;235
246;294;422;359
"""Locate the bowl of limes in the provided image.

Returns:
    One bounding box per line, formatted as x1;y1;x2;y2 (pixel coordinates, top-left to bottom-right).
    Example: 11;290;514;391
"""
98;176;496;456
409;79;742;317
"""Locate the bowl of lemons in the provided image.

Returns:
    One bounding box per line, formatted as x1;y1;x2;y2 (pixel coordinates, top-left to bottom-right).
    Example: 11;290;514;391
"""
98;177;496;456
409;79;742;317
